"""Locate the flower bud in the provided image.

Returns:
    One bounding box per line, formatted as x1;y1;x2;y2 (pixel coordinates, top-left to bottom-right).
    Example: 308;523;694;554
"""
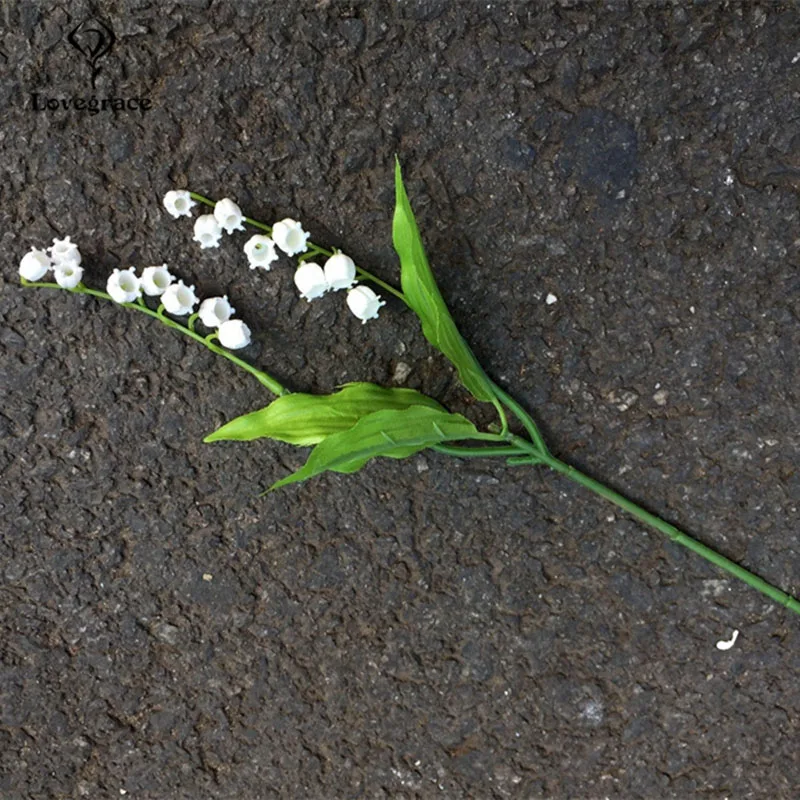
193;214;223;249
161;280;198;316
54;263;83;289
199;296;235;329
49;236;81;266
163;190;196;219
346;285;385;324
141;264;175;296
106;268;141;304
243;235;278;270
324;252;357;291
293;262;328;301
272;218;309;256
214;198;246;234
218;319;251;350
19;248;52;281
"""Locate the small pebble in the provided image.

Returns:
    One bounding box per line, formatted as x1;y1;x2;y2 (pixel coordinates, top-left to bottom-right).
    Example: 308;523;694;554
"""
202;573;213;582
545;293;558;305
653;389;669;406
392;361;412;383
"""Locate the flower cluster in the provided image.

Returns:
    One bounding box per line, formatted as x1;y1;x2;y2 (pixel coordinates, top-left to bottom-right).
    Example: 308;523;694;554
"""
293;253;385;324
163;189;385;324
105;262;252;350
19;236;253;352
19;237;84;289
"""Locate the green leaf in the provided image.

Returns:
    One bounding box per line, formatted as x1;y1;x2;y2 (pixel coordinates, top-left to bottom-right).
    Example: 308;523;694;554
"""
204;382;444;446
393;158;496;404
270;405;479;490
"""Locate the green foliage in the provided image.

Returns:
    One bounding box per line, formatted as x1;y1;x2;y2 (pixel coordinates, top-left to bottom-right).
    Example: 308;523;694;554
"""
392;158;496;404
204;382;444;446
269;405;479;490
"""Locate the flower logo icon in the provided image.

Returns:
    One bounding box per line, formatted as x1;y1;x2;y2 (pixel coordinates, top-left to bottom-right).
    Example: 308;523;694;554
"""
67;18;115;88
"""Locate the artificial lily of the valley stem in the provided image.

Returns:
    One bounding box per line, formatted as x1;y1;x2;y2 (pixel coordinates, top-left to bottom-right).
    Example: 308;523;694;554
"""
17;160;800;620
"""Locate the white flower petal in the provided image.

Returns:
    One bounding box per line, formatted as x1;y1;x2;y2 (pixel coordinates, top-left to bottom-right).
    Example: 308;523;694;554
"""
243;234;278;270
163;190;196;219
199;296;235;328
141;264;175;296
161;280;198;315
106;268;141;304
346;285;385;324
218;319;251;349
19;248;52;281
54;263;83;289
293;262;328;301
324;252;357;291
214;198;246;234
272;218;309;256
193;214;223;249
49;236;81;267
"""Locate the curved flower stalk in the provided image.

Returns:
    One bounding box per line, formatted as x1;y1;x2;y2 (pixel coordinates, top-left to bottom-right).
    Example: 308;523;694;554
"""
18;164;800;620
20;250;283;394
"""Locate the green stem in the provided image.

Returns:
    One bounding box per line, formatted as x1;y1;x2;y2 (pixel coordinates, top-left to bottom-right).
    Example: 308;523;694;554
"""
432;443;525;459
189;191;409;305
432;430;546;462
357;269;409;306
490;382;549;456
491;397;509;437
541;453;800;616
21;279;288;396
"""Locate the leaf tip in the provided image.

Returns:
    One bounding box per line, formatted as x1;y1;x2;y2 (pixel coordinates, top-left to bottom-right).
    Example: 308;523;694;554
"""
265;476;292;494
394;156;405;194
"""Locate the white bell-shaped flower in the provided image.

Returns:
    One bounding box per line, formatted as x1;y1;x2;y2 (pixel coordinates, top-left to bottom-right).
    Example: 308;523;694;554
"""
293;262;329;302
49;236;81;266
54;263;83;289
106;268;141;304
199;296;235;329
324;252;357;291
214;198;246;234
161;280;198;316
193;214;223;249
19;248;52;281
243;234;278;270
141;264;175;296
163;190;196;219
272;218;309;256
346;285;386;324
218;319;251;350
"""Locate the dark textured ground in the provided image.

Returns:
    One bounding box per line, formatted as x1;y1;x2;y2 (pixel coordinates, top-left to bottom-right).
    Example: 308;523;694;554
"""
2;1;799;798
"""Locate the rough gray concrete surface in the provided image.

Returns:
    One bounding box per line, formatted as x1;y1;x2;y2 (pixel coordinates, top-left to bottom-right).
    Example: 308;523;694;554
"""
2;1;799;797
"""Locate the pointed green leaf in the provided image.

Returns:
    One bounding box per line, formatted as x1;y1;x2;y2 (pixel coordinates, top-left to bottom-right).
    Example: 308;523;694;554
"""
204;382;444;446
270;405;479;490
393;158;496;403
